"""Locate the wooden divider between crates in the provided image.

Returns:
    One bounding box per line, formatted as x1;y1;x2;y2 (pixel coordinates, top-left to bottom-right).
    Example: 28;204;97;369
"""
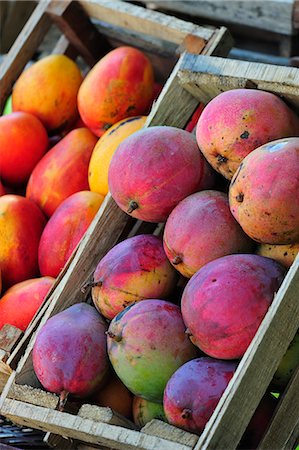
1;54;299;450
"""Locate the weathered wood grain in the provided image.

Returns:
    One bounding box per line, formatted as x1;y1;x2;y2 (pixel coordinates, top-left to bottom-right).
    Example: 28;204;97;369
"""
178;53;299;112
1;399;193;450
79;0;214;46
141;419;198;447
145;0;295;36
78;404;137;430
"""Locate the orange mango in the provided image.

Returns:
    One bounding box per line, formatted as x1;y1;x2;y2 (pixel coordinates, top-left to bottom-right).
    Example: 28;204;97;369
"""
78;46;154;137
38;191;105;278
0;195;46;290
88;116;146;196
0;112;48;186
26;128;97;217
12;54;83;132
0;277;54;332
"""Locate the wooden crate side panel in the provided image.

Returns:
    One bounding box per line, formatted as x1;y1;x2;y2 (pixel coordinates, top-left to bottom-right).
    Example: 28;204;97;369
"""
194;254;299;450
1;399;192;450
78;0;214;46
145;0;295;36
178;54;299;110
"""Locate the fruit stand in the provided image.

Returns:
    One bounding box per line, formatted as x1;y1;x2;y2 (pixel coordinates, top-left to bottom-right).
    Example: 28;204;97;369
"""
0;1;299;450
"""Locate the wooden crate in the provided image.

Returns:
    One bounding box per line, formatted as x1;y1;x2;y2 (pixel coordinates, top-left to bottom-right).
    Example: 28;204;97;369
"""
143;0;299;58
0;1;232;448
1;37;299;450
0;0;232;373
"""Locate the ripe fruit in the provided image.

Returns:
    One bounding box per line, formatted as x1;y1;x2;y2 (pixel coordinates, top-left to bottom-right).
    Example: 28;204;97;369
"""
181;254;286;359
0;277;54;331
229;138;299;244
26;128;97;217
33;303;109;405
12;54;83;132
196;89;299;179
92;234;177;320
133;396;166;427
78;46;154;137
91;374;133;419
0;112;48;186
88;115;147;196
108;126;209;223
38;191;104;278
163;190;253;278
107;299;198;402
257;242;299;268
0;195;46;289
163;357;237;434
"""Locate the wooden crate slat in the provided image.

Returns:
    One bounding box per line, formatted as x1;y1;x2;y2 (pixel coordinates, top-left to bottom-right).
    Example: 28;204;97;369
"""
78;0;214;47
47;0;112;67
258;365;299;449
178;53;299;110
78;404;137;430
1;399;193;450
0;0;51;111
194;254;299;450
144;0;295;36
141;419;198;447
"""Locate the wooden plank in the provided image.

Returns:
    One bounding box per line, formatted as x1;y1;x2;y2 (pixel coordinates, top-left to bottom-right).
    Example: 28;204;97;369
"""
258;364;299;449
1;399;193;450
194;254;299;450
52;34;78;59
141;419;198;447
47;0;112;67
79;0;214;47
78;404;137;430
146;0;295;36
0;361;12;393
7;384;58;409
0;325;23;355
178;54;299;111
0;0;51;112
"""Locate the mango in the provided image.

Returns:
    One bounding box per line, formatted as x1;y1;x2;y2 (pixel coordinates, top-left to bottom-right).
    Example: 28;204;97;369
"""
0;195;46;290
163;190;254;278
257;242;299;268
88;115;147;196
78;46;154;137
12;54;83;132
133;396;166;427
164;357;237;434
196;89;299;179
0;112;48;186
92;234;177;320
26;128;97;217
39;191;104;278
182;254;286;359
90;374;133;419
0;277;54;332
33;303;109;404
107;299;198;402
229;138;299;244
108;126;209;223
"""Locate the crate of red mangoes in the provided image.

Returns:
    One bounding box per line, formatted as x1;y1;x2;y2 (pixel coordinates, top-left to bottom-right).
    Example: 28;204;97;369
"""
0;0;232;378
0;1;298;450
